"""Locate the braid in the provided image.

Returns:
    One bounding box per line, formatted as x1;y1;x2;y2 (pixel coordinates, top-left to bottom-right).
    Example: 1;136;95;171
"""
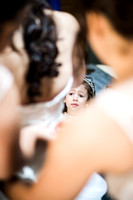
23;0;61;101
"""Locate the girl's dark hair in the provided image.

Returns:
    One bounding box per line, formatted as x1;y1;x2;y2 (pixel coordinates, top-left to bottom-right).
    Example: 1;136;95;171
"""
23;0;61;102
81;0;133;39
83;77;95;100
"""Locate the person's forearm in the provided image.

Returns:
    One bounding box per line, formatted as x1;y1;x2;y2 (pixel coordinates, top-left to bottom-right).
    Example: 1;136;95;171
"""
6;105;133;200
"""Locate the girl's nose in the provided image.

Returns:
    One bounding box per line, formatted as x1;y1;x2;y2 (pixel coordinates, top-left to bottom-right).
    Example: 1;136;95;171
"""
73;95;78;101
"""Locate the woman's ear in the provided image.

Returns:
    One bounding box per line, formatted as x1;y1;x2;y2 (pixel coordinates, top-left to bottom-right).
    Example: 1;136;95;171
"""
85;12;114;64
86;12;107;38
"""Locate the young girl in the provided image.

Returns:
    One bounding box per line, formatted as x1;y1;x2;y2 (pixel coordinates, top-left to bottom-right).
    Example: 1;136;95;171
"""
64;77;107;200
64;77;95;118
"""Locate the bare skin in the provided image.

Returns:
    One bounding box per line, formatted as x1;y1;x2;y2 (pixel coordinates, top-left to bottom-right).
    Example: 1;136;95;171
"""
6;100;133;199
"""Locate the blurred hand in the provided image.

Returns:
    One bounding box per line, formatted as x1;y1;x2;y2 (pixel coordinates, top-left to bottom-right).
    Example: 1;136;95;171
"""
19;125;55;158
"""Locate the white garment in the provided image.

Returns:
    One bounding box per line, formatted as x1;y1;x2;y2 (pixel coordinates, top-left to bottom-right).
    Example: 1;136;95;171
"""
74;173;107;200
96;78;133;143
0;64;13;102
19;77;73;133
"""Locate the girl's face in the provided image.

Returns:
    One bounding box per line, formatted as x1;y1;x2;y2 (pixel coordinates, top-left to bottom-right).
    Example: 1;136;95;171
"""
65;84;88;115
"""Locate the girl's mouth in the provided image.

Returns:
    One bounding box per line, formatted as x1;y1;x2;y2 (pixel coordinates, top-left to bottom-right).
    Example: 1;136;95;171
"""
71;103;78;106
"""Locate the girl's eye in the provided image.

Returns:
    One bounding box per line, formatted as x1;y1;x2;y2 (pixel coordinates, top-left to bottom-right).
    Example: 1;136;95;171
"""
69;92;74;96
79;94;84;98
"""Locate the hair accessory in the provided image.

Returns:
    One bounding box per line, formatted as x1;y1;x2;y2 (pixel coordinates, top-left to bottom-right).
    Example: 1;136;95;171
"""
84;76;95;94
0;65;13;102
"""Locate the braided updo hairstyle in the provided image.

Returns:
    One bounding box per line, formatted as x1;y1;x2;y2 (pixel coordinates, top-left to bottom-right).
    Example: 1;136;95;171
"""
23;0;61;102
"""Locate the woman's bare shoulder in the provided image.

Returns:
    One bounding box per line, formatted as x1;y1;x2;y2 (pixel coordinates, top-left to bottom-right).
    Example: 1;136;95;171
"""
45;9;80;34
